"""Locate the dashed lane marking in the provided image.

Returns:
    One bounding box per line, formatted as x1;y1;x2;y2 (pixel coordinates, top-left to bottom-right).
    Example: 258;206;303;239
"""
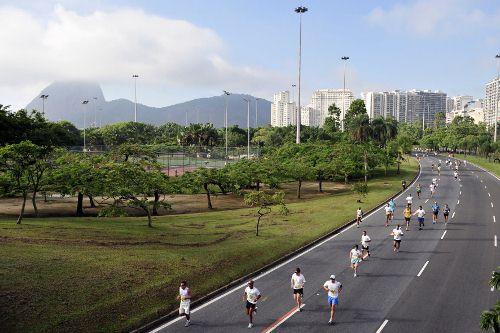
494;216;496;223
492;202;494;208
441;230;447;240
495;235;498;248
457;200;460;205
417;261;430;277
452;212;456;219
376;320;389;333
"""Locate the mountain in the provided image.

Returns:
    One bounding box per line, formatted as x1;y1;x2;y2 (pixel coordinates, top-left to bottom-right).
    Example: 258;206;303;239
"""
25;81;271;128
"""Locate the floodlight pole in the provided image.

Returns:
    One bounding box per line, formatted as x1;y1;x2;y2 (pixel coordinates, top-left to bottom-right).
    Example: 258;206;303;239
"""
295;6;308;143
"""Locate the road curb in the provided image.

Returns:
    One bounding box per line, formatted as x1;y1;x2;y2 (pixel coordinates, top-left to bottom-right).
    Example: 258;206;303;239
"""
131;160;421;333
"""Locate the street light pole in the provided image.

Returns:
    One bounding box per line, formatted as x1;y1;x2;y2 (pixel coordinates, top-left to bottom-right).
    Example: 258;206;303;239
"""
93;97;98;127
291;84;296;104
295;6;308;144
255;97;259;128
242;97;250;158
132;74;139;122
341;56;349;132
40;94;49;114
223;91;230;162
82;100;89;152
494;54;500;142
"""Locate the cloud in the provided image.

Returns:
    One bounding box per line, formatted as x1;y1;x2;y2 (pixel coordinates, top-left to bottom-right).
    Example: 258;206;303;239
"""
0;5;283;109
366;0;500;36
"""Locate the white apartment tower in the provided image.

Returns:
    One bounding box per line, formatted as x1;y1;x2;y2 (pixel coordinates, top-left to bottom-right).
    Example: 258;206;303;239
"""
311;89;354;127
270;91;297;127
485;78;500;128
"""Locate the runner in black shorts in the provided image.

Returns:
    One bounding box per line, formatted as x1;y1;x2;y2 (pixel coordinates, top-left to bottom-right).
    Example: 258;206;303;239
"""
443;204;450;224
291;268;306;311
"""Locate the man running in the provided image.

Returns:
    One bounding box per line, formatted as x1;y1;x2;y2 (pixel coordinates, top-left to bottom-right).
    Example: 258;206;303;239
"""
403;204;412;231
244;280;261;328
443;204;451;224
389;199;396;220
454;170;458;180
429;183;435;197
291;268;306;312
437;164;441;175
391;224;404;252
356;207;363;228
384;203;393;227
431;201;440;224
361;230;371;258
177;281;191;327
416;183;422;199
323;275;342;325
431;163;435;171
350;244;363;277
406;193;413;209
413;205;426;230
402;180;407;191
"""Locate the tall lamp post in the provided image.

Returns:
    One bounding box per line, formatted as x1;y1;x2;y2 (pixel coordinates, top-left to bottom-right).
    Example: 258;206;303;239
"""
40;94;49;114
242;97;250;159
82;100;89;152
341;56;349;132
494;54;500;142
291;84;296;104
132;74;139;122
295;6;308;144
223;91;230;161
92;97;98;127
255;97;259;128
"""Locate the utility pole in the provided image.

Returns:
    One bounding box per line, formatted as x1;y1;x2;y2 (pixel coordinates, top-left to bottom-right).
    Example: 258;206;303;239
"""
93;97;98;127
82;100;89;152
132;74;139;122
341;56;350;131
223;91;230;162
242;97;250;158
295;6;308;143
40;94;49;114
255;97;259;128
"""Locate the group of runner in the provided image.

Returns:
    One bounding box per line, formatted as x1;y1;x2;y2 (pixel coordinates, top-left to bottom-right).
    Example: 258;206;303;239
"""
175;157;458;329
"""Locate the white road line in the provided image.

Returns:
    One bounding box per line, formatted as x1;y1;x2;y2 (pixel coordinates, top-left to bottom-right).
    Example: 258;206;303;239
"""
376;319;389;333
459;191;462;195
481;180;483;183
488;193;491;197
148;167;424;332
485;185;487;189
441;230;447;240
494;216;496;223
492;202;494;208
457;200;460;205
452;212;455;219
417;261;430;277
425;199;429;203
495;235;498;248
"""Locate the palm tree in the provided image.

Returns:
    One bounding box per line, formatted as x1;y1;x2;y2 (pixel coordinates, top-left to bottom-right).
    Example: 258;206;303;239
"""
349;114;372;183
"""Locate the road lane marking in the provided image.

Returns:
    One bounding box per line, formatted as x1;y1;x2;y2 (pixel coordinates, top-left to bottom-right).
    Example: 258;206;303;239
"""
457;200;460;205
481;180;483;183
488;193;491;197
460;191;462;195
417;261;430;277
376;320;389;333
492;202;494;208
485;185;487;189
261;304;305;333
147;166;424;332
425;199;429;203
495;235;497;248
452;212;455;219
494;216;496;223
441;230;447;239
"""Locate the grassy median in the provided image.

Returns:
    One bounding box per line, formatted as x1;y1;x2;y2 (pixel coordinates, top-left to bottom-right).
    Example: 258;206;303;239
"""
455;154;500;178
0;158;418;333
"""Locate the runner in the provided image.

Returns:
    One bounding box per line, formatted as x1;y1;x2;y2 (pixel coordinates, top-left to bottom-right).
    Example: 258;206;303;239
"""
361;230;371;258
416;183;422;199
454;170;458;180
431;163;435;171
403;204;412;231
349;244;362;277
405;193;413;209
437;164;441;175
290;268;306;311
429;183;435;198
389;199;396;221
431;201;440;224
413;205;426;230
402;179;407;191
323;275;342;325
384;203;393;227
177;281;191;327
391;224;404;252
356;207;363;228
244;280;261;328
443;204;451;224
464;159;467;167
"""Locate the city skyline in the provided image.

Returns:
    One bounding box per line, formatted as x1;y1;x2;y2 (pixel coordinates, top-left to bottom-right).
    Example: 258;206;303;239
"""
1;0;499;112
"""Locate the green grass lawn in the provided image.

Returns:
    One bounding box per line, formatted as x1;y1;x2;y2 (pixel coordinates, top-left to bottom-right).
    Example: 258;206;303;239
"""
0;158;418;333
455;154;500;178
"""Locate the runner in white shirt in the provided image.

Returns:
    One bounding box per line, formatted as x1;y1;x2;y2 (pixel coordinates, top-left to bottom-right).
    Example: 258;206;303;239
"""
405;194;413;209
243;280;261;328
349;244;363;277
429;183;435;197
323;275;342;325
177;281;191;327
413;205;426;230
454;171;458;180
361;230;371;258
391;224;404;252
290;268;306;311
384;203;393;227
356;207;363;228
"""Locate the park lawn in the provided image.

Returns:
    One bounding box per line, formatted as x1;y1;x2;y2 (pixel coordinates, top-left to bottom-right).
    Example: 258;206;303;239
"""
455;154;500;178
0;158;418;333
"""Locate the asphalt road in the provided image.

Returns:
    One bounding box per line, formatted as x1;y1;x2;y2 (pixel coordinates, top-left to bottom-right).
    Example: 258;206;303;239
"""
150;156;499;333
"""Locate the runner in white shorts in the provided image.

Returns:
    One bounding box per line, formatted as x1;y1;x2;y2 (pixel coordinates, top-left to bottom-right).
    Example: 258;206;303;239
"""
177;281;191;327
349;244;363;277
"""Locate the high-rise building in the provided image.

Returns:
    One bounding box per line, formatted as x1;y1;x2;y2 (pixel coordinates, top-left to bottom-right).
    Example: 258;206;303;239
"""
310;89;354;127
270;91;297;127
485;77;499;128
301;106;322;127
363;89;446;127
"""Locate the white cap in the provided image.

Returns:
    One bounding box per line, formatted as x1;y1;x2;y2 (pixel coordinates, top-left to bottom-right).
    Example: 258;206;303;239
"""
330;274;336;280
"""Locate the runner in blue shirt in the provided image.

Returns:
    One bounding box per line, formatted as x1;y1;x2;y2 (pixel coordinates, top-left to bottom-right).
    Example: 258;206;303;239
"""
389;199;396;221
431;201;440;224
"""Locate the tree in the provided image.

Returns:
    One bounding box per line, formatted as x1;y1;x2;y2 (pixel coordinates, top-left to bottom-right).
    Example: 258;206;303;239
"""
244;190;288;236
182;168;230;209
352;182;368;203
323;104;341;135
275;144;314;198
0;141;48;223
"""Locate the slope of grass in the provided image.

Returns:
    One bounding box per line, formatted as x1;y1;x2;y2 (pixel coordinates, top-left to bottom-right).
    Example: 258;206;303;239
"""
455;154;500;178
0;158;418;333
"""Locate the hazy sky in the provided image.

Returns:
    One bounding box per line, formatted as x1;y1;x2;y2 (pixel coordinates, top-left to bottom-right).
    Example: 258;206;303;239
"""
1;0;499;110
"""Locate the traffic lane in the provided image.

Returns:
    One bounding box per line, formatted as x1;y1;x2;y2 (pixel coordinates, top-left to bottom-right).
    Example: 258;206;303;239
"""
382;159;498;333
